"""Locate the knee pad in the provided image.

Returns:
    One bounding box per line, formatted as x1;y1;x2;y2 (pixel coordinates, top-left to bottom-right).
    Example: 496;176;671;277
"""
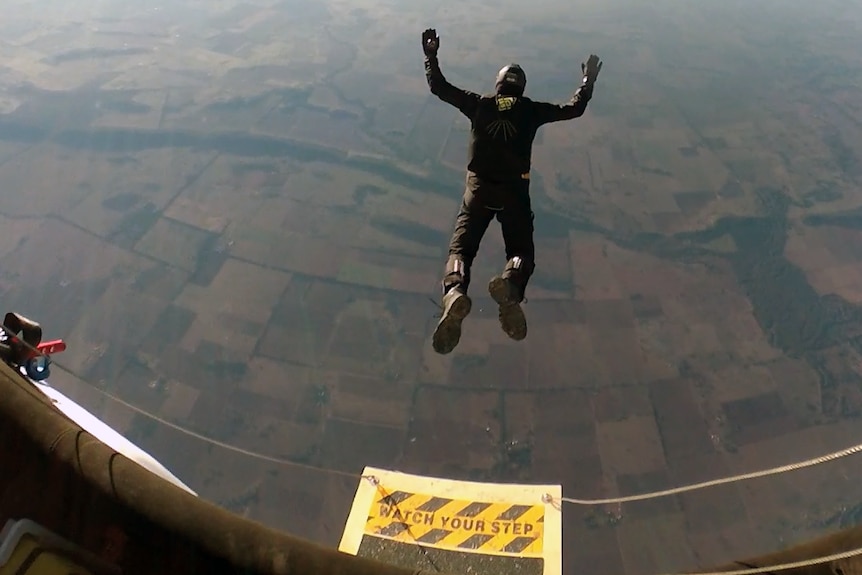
446;256;469;276
443;255;472;292
502;256;535;300
503;256;535;278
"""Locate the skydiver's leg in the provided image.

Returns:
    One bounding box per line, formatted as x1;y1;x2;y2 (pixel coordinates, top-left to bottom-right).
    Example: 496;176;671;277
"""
488;180;534;341
443;173;497;294
433;173;495;355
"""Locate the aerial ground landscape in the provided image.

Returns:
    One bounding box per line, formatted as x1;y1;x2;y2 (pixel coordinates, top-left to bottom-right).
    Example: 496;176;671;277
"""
1;0;862;573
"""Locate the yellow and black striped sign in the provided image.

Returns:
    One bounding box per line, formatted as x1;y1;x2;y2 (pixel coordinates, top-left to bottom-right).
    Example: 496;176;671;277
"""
364;489;544;557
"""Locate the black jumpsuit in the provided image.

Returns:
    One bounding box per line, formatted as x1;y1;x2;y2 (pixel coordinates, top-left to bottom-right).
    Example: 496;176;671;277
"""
425;55;593;301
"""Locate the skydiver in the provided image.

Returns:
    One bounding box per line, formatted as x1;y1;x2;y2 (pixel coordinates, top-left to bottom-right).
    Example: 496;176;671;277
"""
422;28;602;354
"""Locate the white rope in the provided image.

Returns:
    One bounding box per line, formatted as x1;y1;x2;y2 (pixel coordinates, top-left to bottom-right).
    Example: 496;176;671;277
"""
661;545;862;575
72;366;862;505
552;441;862;505
46;365;862;510
79;369;862;506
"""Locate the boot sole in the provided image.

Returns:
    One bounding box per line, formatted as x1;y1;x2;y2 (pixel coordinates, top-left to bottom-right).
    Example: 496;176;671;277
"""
432;293;472;354
488;276;527;341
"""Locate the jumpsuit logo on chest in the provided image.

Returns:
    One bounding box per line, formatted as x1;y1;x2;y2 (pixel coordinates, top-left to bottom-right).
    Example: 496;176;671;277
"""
487;96;518;141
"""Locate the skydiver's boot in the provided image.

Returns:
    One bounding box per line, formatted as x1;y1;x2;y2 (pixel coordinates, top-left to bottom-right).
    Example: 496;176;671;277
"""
432;286;472;354
488;257;529;341
432;257;473;355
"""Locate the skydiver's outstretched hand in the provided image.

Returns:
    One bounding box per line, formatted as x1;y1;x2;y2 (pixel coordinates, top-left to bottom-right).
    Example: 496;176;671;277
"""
581;54;602;84
422;28;439;57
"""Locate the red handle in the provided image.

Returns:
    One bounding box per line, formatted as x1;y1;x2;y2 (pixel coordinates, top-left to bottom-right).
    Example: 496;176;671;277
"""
36;339;66;355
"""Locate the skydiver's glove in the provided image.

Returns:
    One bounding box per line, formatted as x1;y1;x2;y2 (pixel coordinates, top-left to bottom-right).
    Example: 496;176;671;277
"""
581;54;602;85
422;28;439;57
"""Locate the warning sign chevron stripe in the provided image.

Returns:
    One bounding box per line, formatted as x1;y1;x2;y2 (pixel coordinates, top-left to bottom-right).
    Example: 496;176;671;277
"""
365;490;545;557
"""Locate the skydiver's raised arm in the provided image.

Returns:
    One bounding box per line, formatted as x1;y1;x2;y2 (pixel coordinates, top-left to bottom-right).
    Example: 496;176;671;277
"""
532;54;603;126
532;82;594;125
422;29;480;118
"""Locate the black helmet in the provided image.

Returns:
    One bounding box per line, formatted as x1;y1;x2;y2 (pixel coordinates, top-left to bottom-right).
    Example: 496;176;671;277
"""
495;63;526;96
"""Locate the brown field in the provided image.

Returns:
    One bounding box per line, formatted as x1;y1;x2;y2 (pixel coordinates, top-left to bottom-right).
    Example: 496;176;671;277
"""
0;144;94;217
63;149;218;238
287;109;388;156
786;223;862;303
371;90;430;143
0;216;136;291
281;162;368;208
134;216;214;272
163;155;265;233
0;214;41;261
307;85;363;116
91;90;167;130
174;258;291;355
